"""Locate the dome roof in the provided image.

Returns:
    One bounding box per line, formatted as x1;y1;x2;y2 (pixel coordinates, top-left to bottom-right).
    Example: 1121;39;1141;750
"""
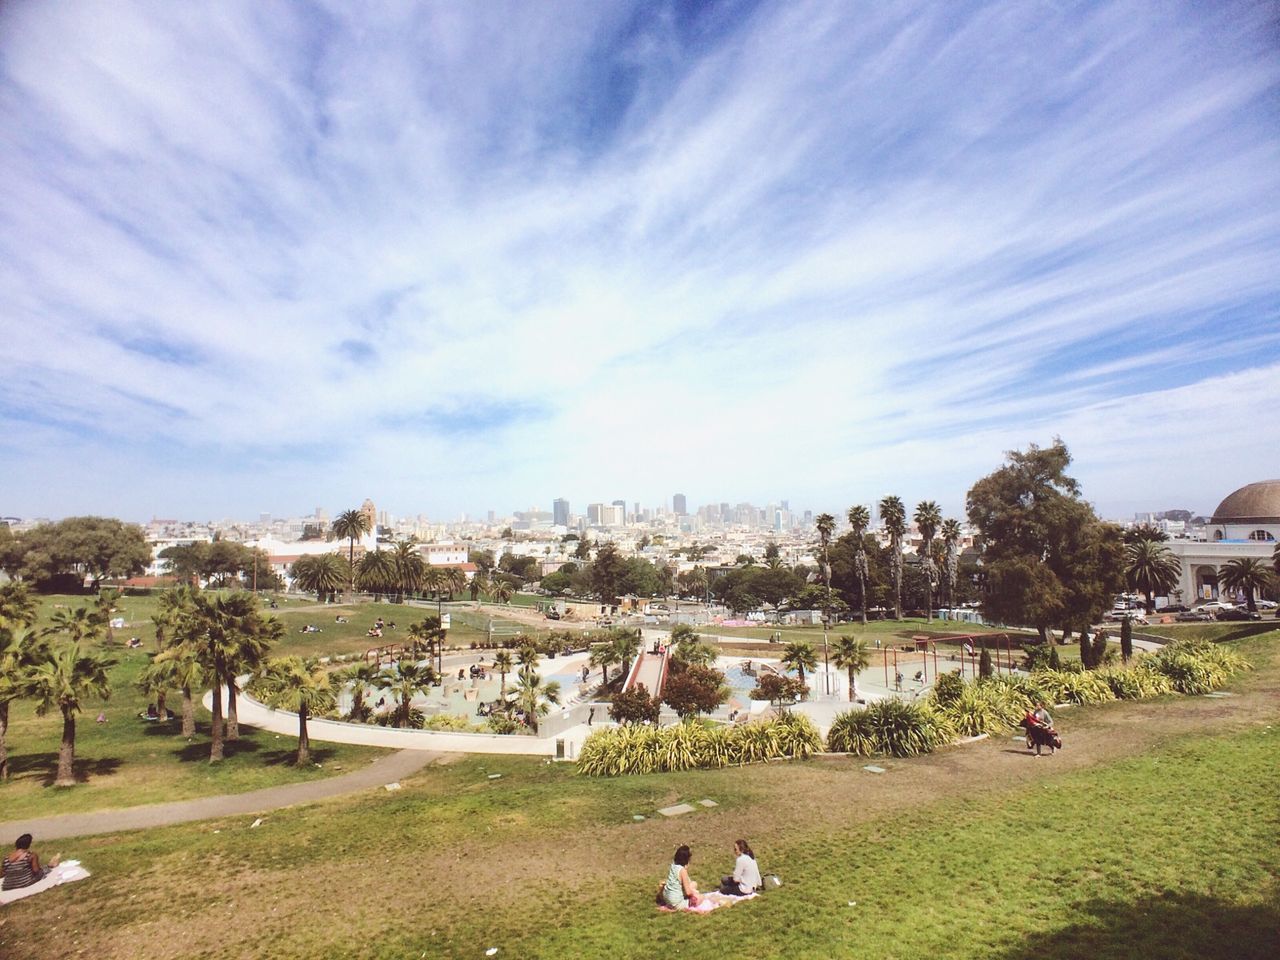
1210;480;1280;524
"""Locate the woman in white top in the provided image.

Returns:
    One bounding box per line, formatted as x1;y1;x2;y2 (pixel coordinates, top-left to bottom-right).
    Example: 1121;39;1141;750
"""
719;839;762;895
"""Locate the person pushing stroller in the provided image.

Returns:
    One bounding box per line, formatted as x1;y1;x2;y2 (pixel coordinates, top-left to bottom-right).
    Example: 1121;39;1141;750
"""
1022;702;1061;756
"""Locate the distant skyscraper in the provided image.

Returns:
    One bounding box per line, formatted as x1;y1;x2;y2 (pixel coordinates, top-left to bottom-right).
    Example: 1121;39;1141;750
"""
673;493;687;515
587;503;604;524
487;510;496;523
553;498;570;526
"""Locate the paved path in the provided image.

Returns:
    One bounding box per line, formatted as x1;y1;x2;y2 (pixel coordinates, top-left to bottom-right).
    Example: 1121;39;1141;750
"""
0;749;437;842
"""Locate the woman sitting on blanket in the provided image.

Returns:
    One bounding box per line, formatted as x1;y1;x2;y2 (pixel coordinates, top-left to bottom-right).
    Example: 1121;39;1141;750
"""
2;834;59;891
719;839;761;896
658;845;703;909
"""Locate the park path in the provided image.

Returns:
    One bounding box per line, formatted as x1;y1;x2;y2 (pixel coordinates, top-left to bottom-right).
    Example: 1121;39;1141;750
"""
0;748;437;842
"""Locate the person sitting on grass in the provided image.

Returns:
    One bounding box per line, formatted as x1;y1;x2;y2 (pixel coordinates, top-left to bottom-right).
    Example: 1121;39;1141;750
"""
719;839;761;896
658;845;703;909
2;834;59;891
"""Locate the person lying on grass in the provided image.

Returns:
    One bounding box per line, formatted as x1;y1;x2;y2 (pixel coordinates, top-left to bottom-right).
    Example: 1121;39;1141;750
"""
2;834;60;891
657;845;703;909
719;839;761;896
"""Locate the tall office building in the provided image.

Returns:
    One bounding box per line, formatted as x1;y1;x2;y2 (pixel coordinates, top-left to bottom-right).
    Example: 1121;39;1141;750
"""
553;498;570;527
587;503;604;524
673;493;687;515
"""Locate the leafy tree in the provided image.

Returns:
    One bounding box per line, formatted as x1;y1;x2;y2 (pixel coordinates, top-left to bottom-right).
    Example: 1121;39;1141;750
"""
846;506;872;623
26;641;115;786
590;542;626;602
966;440;1124;641
670;627;717;668
914;501;942;621
879;497;907;619
470;548;496;573
978;647;993;678
498;554;540;580
379;659;438;728
1120;615;1133;663
764;541;782;566
782;640;818;693
513;666;560;733
748;672;807;711
661;664;728;719
573;537;593;561
1219;558;1272;613
331;509;372;591
831;635;871;702
609;683;661;724
251;657;336;765
940;518;963;610
1124;524;1169;544
1125;540;1181;613
1;516;150;590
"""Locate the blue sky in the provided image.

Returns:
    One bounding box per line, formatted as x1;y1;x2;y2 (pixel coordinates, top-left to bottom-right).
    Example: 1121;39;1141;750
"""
1;0;1278;523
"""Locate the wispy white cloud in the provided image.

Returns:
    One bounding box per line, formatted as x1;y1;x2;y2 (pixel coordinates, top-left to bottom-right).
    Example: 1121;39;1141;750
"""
1;0;1277;521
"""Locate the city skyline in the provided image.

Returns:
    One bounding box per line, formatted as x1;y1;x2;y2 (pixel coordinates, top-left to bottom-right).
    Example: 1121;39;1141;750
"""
3;2;1278;522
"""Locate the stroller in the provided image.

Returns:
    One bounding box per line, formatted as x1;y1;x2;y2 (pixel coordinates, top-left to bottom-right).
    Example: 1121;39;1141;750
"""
1021;715;1062;753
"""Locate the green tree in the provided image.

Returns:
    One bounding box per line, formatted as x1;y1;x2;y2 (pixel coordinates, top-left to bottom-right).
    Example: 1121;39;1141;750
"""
392;541;426;601
1125;540;1182;613
749;672;807;711
831;635;871;702
407;615;447;676
490;580;514;605
588;642;620;686
0;613;45;780
610;628;641;682
492;651;514;697
591;542;626;603
2;516;150;590
608;684;661;724
290;553;348;602
513;666;560;733
1219;558;1272;613
379;659;438;728
879;496;907;619
26;641;115;786
914;501;942;621
782;640;818;694
331;509;372;591
967;440;1124;641
251;657;337;765
670;627;716;668
355;548;397;599
940;518;963;611
1120;615;1134;663
846;506;872;623
339;660;383;722
978;647;993;678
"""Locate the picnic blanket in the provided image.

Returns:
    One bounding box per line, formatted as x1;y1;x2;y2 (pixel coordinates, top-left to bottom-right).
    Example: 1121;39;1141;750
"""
657;891;757;914
0;860;91;905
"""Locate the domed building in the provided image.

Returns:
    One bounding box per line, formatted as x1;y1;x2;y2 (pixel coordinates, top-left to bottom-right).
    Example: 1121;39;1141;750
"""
1166;481;1279;605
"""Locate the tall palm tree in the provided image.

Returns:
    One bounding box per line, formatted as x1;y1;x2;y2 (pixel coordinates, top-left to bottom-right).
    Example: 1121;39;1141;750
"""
1124;540;1182;613
392;541;426;601
136;657;174;721
406;615;447;676
830;635;871;703
611;628;641;682
154;639;204;737
847;505;871;624
339;660;383;722
153;584;198;652
0;582;38;630
492;651;514;698
469;571;490;604
220;594;282;741
490;580;514;606
251;657;336;765
331;509;372;592
26;641;115;787
291;553;348;602
941;519;963;611
688;565;709;604
48;606;106;648
0;624;45;781
513;665;560;734
782;640;818;695
516;644;541;670
815;512;836;682
914;501;942;622
379;659;438;728
588;642;619;686
444;567;467;600
422;566;448;616
1219;558;1272;613
879;496;907;620
355;549;397;600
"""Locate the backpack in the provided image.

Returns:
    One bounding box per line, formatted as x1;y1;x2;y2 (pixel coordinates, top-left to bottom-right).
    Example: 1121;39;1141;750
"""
761;874;782;891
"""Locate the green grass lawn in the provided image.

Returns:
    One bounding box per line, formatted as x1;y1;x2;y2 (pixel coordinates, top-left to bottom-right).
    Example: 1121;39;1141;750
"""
5;632;1276;959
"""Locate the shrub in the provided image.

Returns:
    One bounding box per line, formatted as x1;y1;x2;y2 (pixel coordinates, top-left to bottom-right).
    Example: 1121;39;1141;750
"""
609;684;661;725
1034;669;1115;705
930;671;965;707
771;713;823;760
941;681;1028;737
486;714;520;734
827;699;955;758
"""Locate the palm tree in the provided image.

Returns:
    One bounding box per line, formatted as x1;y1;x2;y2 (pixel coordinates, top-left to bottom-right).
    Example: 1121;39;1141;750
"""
26;641;115;787
492;651;514;698
914;501;942;622
444;567;467;601
815;512;836;681
469;572;490;604
136;657;175;721
392;541;426;601
291;554;348;602
154;640;204;737
1124;540;1182;613
490;580;514;606
671;627;716;668
513;666;560;734
830;635;871;703
879;496;907;620
355;549;397;600
0;624;45;781
422;566;448;617
782;640;818;695
219;594;282;741
0;583;38;630
941;519;963;611
48;606;106;648
847;506;871;624
516;644;540;671
153;584;197;652
611;629;641;682
379;659;438;728
1219;558;1273;613
406;615;447;676
588;642;619;686
331;509;372;592
688;566;709;604
251;657;337;765
339;661;383;722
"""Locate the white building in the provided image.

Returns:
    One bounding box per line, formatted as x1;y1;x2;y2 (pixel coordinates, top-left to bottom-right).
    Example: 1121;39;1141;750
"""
1166;480;1279;603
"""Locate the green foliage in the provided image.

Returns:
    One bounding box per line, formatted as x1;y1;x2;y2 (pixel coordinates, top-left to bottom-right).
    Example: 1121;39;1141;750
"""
929;670;965;707
978;647;993;678
1149;639;1252;694
608;683;661;724
1;516;151;590
749;672;807;707
826;699;956;757
576;713;821;776
661;663;729;718
938;680;1030;737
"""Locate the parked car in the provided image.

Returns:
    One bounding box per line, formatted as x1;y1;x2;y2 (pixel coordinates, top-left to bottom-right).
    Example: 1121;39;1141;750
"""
1194;601;1236;615
1217;608;1262;621
1160;604;1191;614
1255;599;1278;611
1175;610;1214;622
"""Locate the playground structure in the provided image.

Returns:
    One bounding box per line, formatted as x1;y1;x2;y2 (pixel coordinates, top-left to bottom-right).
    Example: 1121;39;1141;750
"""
882;633;1022;690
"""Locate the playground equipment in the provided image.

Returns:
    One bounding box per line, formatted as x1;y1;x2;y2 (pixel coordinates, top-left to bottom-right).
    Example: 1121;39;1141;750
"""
881;633;1021;690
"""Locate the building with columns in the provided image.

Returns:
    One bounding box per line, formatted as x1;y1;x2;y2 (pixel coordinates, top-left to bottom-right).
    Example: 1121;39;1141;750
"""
1166;480;1279;603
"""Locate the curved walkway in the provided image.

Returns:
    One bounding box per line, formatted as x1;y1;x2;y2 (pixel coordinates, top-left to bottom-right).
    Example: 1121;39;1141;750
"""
0;749;437;842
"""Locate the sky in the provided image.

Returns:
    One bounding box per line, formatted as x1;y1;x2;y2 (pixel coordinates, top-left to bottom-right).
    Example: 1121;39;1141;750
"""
1;0;1278;525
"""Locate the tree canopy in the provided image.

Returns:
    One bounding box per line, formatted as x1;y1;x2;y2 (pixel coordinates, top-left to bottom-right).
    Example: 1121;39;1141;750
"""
0;516;151;590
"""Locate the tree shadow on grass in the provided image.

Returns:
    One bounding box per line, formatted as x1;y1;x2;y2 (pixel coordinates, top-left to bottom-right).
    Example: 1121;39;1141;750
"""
5;752;124;787
172;738;261;763
257;745;343;768
990;891;1279;960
